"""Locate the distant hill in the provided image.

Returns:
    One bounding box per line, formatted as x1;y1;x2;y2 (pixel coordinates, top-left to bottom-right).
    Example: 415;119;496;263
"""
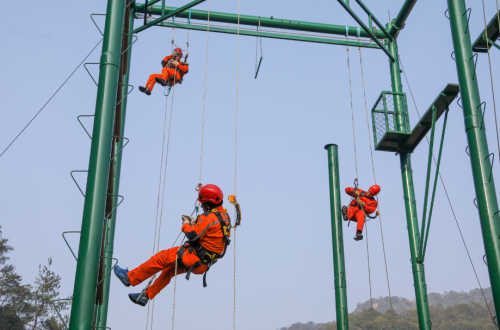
353;287;493;313
278;288;496;330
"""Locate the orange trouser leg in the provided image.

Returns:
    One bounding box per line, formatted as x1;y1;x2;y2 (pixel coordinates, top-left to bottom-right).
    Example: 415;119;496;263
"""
145;73;163;91
161;67;181;85
347;207;366;232
145;264;186;299
127;247;180;296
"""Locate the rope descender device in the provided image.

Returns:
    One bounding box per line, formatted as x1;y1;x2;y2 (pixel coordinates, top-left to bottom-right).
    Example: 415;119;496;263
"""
229;195;241;227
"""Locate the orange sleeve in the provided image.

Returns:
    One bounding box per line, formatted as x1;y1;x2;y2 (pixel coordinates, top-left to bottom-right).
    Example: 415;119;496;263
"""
182;214;212;241
163;55;172;63
363;199;378;214
177;63;189;74
346;188;364;196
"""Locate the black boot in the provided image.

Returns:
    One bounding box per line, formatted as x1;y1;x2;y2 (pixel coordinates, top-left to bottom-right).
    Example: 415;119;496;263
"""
341;206;348;221
139;86;151;96
354;230;363;241
155;77;167;86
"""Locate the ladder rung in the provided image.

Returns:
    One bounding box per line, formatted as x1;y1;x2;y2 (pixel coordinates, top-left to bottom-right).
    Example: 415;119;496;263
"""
70;170;88;197
62;231;81;261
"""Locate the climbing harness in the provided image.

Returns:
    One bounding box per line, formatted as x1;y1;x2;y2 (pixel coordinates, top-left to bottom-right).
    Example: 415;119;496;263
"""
176;209;232;287
254;16;263;79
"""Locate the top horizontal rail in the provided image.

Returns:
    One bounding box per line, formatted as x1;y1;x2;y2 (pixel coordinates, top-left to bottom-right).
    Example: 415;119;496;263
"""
134;0;205;33
134;3;387;39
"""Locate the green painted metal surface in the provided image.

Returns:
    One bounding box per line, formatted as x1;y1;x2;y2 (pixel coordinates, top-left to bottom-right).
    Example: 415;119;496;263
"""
68;0;126;328
419;109;449;261
95;3;135;328
135;4;387;39
133;0;205;33
386;29;432;330
325;144;349;330
336;0;395;61
387;0;418;37
371;91;410;152
354;0;392;41
418;108;438;262
156;21;380;48
448;0;500;321
472;10;500;53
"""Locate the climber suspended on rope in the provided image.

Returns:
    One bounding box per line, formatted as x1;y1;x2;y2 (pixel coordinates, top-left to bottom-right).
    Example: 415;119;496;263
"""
138;47;189;96
113;184;232;306
342;184;381;241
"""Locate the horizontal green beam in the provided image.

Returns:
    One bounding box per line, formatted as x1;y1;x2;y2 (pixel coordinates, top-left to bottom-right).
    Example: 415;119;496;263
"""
134;0;205;33
472;10;500;53
155;21;381;49
135;4;387;39
337;0;395;61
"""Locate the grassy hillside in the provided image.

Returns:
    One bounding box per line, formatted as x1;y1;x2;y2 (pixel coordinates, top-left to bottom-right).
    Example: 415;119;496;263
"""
278;288;497;330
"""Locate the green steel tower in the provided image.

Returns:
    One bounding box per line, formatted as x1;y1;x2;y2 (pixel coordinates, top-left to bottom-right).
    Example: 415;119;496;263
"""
68;0;126;328
325;144;349;330
447;0;500;321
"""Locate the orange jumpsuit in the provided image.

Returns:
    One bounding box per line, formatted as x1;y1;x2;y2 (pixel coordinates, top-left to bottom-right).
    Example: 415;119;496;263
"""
345;188;378;232
144;55;189;91
127;206;230;299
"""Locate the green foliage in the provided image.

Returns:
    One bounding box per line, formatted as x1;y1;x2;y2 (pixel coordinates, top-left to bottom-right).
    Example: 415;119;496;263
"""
0;226;33;328
30;257;70;330
0;226;70;330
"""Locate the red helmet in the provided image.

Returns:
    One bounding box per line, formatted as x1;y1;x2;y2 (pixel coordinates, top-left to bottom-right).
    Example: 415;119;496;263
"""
369;185;381;196
173;47;183;56
198;184;223;204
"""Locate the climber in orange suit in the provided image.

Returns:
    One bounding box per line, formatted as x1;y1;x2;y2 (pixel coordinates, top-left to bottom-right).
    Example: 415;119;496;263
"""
113;184;231;306
139;47;189;96
342;185;380;241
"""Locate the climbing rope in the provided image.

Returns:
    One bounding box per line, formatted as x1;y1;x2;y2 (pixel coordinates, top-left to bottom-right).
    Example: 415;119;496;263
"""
358;44;396;330
145;34;181;330
199;0;211;183
399;56;497;328
0;38;103;159
481;0;500;165
345;39;374;330
234;0;241;328
345;44;359;179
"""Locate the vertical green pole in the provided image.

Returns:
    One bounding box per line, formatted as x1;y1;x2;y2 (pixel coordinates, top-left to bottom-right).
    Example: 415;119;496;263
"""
448;0;500;320
68;0;125;329
386;26;432;330
95;3;135;328
325;144;349;330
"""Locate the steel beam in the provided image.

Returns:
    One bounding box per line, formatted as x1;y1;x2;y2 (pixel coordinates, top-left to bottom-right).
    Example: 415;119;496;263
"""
337;0;395;61
386;25;431;330
387;0;418;37
448;0;500;321
68;0;125;328
156;21;380;49
325;144;349;330
95;3;135;329
133;0;205;33
135;4;387;39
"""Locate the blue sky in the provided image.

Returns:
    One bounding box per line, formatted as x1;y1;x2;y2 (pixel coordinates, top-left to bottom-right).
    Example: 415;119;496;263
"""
1;0;500;329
